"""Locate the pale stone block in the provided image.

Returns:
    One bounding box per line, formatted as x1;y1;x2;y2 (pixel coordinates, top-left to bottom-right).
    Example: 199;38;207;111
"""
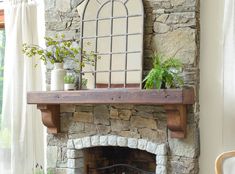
156;9;165;14
91;135;100;146
67;168;84;174
67;140;74;149
111;119;130;132
74;112;94;123
110;107;119;119
100;135;108;146
118;131;140;139
108;135;117;146
117;136;127;147
156;165;167;174
74;138;83;149
128;138;138;149
60;104;75;112
168;126;198;158
45;0;55;10
68;122;84;133
138;139;147;150
170;0;185;6
152;28;196;64
96;125;111;134
67;149;83;159
156;144;167;155
55;168;67;174
119;110;132;120
146;141;157;154
47;146;58;168
156;14;169;23
94;105;110;125
131;117;157;129
56;0;70;12
67;158;83;169
139;128;165;143
154;22;170;34
82;137;91;148
156;155;167;166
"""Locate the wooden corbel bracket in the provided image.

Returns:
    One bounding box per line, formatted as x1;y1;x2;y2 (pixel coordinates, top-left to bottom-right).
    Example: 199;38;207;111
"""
164;105;187;139
37;104;60;134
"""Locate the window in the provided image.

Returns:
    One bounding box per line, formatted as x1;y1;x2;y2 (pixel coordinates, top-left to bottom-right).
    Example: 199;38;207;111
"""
79;0;144;89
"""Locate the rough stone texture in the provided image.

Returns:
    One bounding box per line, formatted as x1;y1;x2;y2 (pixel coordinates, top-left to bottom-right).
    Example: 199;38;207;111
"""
111;119;130;132
156;165;167;174
131;116;157;129
74;112;93;123
108;135;117;146
119;109;132;120
67;158;83;168
91;135;100;146
60;104;75;113
56;0;71;12
45;0;200;173
127;138;138;149
117;136;127;147
47;146;58;168
168;125;199;158
94;105;110;125
138;139;148;150
146;141;158;154
67;149;83;159
154;22;171;34
152;28;196;64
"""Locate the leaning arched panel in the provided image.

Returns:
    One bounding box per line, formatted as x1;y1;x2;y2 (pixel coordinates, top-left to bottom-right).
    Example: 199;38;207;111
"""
78;0;144;89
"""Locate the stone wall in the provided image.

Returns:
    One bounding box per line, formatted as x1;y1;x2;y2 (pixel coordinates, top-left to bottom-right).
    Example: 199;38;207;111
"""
44;0;200;173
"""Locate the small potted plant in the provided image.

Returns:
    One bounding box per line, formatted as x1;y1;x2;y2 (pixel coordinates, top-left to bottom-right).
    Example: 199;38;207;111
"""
22;34;96;91
64;74;76;91
143;53;184;89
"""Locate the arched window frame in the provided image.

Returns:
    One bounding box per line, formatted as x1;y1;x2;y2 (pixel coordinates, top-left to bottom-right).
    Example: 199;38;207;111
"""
79;0;144;89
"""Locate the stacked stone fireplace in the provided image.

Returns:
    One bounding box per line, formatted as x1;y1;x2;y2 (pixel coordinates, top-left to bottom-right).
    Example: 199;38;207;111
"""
48;104;169;174
45;0;200;173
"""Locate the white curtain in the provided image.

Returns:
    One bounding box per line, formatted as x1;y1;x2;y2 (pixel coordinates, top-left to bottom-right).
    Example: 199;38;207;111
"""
222;0;235;173
0;0;45;173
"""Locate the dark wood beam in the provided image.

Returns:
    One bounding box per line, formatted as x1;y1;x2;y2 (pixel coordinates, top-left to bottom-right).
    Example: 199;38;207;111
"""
28;88;194;105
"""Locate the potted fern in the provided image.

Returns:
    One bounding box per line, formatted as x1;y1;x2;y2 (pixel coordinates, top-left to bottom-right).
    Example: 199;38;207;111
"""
22;34;96;91
143;53;183;89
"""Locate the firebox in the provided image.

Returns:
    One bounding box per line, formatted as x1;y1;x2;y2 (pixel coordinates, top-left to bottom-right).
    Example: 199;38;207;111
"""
66;135;167;174
83;146;156;174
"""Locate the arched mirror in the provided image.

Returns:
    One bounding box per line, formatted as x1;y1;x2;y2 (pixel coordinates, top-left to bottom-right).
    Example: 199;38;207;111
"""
77;0;144;89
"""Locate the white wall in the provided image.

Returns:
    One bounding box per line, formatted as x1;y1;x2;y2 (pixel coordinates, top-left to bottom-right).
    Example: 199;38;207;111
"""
200;0;225;173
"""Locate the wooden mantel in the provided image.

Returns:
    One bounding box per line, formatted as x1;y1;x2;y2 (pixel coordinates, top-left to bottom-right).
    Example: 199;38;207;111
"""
27;88;195;139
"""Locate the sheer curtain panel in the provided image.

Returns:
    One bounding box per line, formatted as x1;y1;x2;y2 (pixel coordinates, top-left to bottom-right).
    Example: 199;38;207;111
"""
0;0;44;173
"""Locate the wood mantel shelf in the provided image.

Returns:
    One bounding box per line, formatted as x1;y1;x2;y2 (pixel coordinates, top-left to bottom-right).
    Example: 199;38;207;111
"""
27;88;195;138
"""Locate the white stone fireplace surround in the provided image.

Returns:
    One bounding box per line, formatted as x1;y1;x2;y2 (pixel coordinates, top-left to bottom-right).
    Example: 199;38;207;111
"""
66;135;167;174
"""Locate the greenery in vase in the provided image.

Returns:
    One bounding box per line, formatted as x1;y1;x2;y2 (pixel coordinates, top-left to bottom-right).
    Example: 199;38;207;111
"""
64;75;75;84
143;53;184;89
22;34;97;67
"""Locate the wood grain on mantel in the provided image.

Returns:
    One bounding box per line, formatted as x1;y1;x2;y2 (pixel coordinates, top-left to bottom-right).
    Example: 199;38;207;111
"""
27;88;195;139
27;88;194;105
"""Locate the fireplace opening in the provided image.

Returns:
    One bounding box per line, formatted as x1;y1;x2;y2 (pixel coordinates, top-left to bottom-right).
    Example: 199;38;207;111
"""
83;146;156;174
